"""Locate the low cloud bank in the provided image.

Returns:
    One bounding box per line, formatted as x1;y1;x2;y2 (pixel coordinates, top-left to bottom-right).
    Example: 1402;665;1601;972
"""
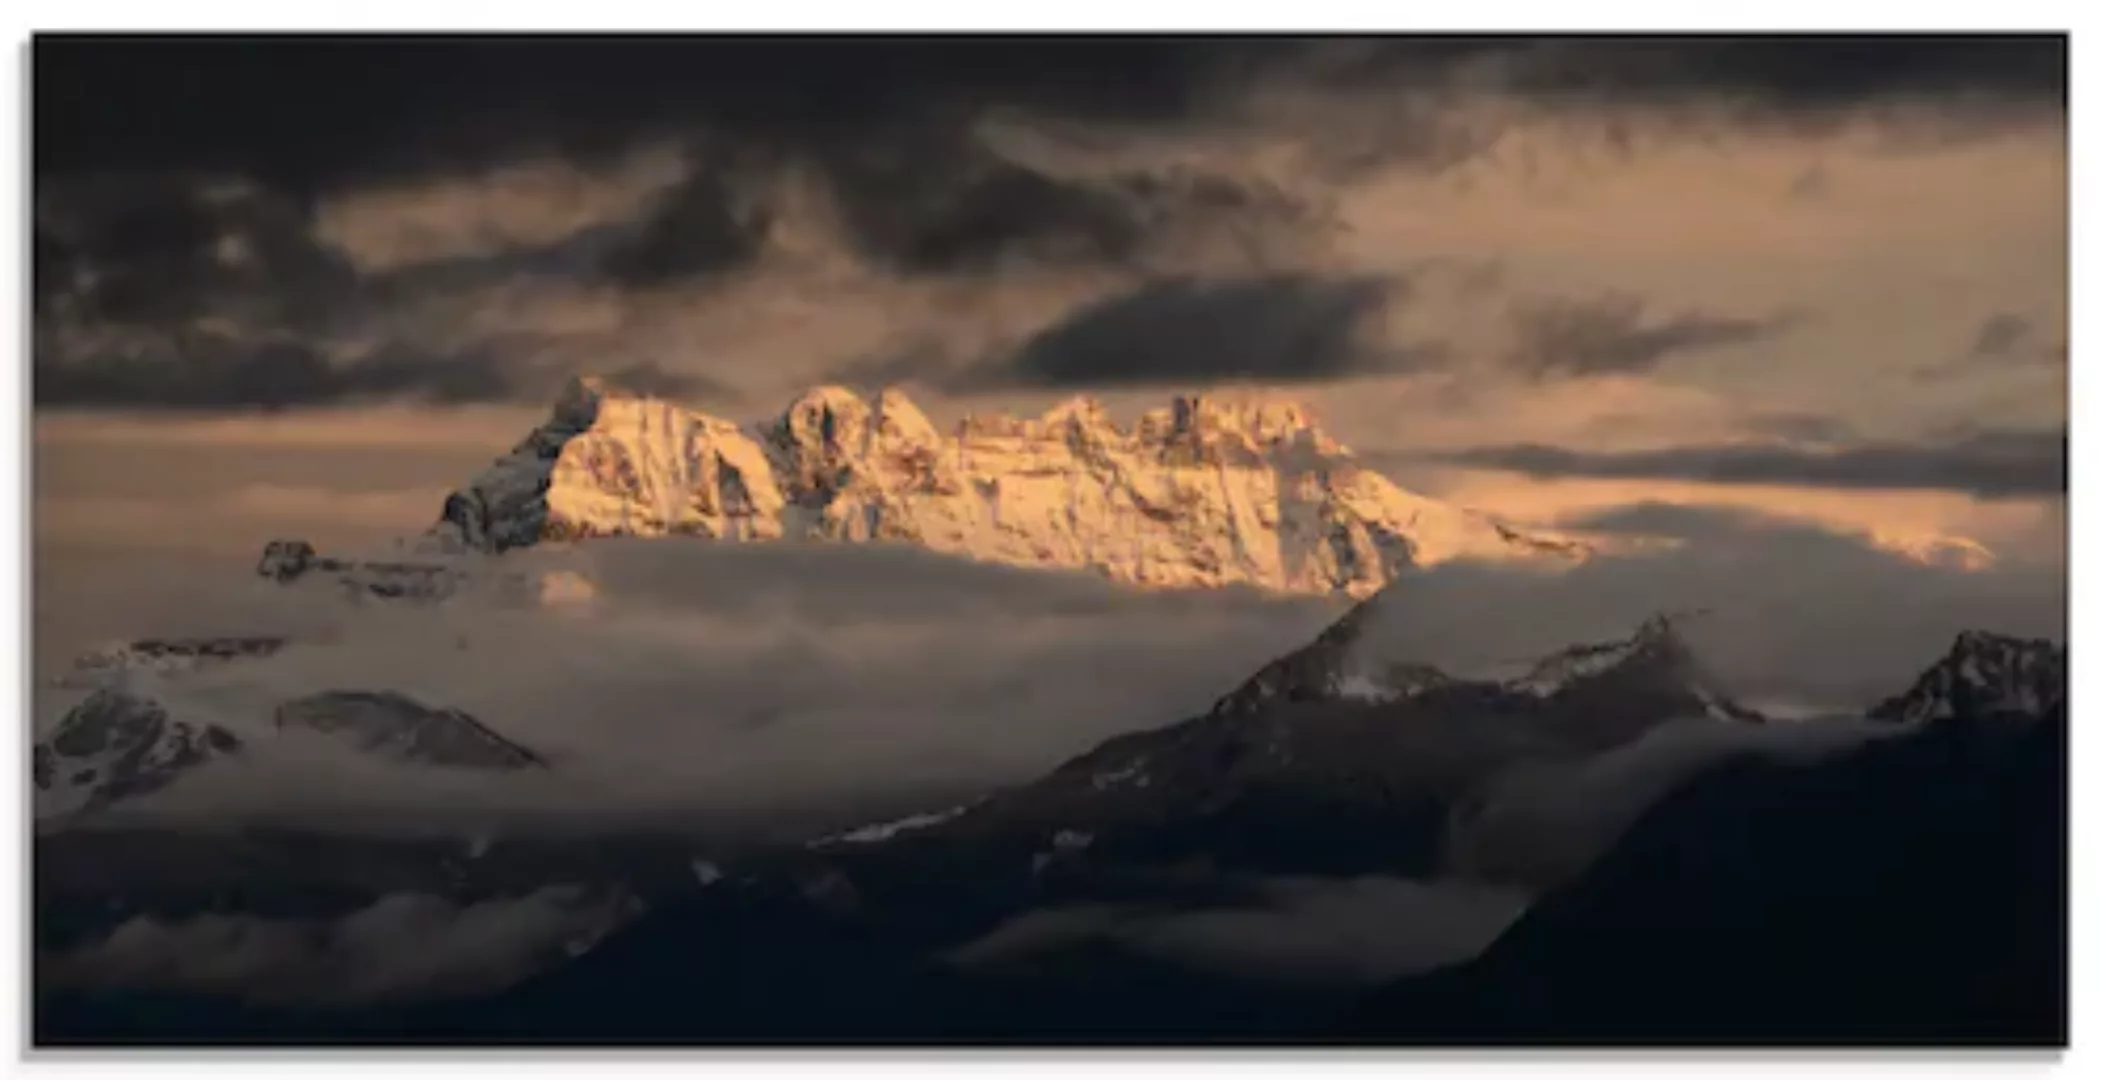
40;886;639;1006
1443;716;1900;892
36;539;1334;831
32;501;2059;836
943;876;1532;985
1354;506;2062;708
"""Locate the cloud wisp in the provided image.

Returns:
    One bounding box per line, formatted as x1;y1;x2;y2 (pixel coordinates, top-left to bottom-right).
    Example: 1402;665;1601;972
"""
1435;428;2066;500
33;539;1337;831
35;495;2065;834
1913;310;2067;382
1502;293;1798;380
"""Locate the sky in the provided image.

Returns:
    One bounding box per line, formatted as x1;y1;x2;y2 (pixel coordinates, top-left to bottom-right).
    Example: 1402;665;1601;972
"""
31;35;2068;679
32;36;2067;564
22;37;2072;1004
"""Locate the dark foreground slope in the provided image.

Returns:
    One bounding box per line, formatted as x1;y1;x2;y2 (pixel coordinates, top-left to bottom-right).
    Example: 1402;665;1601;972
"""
35;625;2067;1047
37;704;2065;1047
1355;707;2068;1047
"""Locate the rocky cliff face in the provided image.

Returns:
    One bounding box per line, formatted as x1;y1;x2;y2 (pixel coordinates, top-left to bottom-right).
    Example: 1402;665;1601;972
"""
418;377;1589;598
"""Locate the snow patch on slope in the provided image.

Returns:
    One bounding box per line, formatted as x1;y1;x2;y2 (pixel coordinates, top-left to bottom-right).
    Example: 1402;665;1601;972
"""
812;805;971;846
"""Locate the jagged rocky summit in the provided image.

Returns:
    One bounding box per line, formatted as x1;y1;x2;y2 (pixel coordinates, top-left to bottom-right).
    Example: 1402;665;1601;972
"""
1210;596;1764;723
253;539;598;608
32;690;244;818
1868;629;2067;724
408;376;1590;598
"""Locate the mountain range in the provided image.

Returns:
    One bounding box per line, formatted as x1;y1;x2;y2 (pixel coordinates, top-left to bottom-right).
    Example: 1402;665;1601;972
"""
30;367;2063;824
232;377;1999;617
33;628;2065;1045
29;377;2067;1046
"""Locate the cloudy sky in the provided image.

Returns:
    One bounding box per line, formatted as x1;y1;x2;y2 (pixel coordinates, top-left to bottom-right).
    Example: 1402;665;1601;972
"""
32;36;2067;649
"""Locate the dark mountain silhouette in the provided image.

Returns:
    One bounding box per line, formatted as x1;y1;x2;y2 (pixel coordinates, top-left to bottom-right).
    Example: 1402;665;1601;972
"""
34;628;2067;1047
1352;706;2067;1046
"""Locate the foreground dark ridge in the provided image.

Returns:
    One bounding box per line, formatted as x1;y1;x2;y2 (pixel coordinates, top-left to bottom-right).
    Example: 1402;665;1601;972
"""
1349;704;2067;1046
35;677;2065;1046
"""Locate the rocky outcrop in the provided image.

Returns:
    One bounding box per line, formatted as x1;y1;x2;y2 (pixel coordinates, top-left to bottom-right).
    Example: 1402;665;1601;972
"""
1868;629;2066;725
253;539;597;610
57;637;288;689
33;691;244;817
273;691;547;771
256;540;468;603
33;687;544;820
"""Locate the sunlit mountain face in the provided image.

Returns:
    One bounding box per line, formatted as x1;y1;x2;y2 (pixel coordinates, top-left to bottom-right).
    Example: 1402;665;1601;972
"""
29;33;2066;1047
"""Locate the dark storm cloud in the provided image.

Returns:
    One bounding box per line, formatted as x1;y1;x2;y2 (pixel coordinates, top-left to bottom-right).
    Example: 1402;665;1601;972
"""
950;274;1433;389
33;38;1270;192
594;168;775;287
33;177;355;328
33;40;1345;415
30;166;748;410
1437;428;2067;499
32;335;513;412
815;134;1324;275
33;318;732;413
30;175;417;411
1477;36;2064;115
31;36;2063;411
35;39;1321;288
34;36;2063;192
1504;293;1796;379
821;133;1151;274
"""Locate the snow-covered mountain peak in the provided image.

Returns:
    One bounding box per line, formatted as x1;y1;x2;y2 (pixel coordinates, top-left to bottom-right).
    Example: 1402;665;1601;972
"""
1497;612;1760;723
1869;629;2066;724
403;378;1591;596
1212;603;1760;722
1506;612;1699;695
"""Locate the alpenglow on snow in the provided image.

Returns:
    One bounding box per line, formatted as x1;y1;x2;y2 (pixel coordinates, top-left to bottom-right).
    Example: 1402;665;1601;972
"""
393;377;1591;598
